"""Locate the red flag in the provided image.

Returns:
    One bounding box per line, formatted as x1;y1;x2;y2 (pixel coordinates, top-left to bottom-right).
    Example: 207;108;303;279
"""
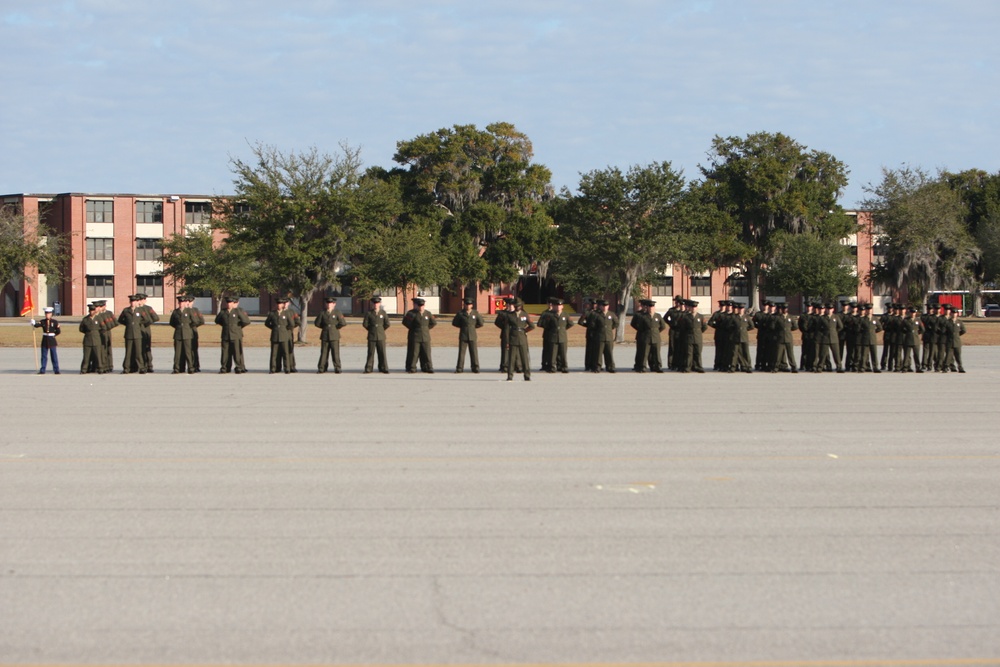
20;284;34;316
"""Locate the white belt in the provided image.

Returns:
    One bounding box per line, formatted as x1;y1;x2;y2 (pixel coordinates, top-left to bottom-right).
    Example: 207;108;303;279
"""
43;333;56;336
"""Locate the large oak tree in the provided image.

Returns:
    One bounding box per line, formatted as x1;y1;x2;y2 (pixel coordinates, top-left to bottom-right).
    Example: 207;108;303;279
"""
698;131;850;308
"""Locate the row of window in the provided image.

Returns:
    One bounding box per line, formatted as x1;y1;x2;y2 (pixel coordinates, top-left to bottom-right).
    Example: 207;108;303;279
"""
86;275;163;298
86;238;163;261
650;276;761;298
649;276;713;297
85;200;211;225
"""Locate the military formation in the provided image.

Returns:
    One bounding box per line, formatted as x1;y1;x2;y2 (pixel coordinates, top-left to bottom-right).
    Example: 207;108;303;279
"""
46;294;970;376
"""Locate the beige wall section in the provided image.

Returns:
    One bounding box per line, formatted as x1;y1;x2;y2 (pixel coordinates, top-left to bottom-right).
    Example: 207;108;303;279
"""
37;274;49;312
379;296;399;315
86;223;114;238
418;296;441;313
145;298;164;315
136;223;164;238
87;260;115;274
135;260;161;275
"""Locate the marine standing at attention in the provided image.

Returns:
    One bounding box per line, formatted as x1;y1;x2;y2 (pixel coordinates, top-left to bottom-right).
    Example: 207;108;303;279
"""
452;297;483;373
402;297;436;373
265;297;295;373
537;297;574;373
314;297;347;373
362;296;390;374
31;307;61;374
169;295;195;374
216;296;251;373
505;298;535;381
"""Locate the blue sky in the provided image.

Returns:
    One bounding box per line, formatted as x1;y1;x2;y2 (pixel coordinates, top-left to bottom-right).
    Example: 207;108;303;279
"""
2;0;997;207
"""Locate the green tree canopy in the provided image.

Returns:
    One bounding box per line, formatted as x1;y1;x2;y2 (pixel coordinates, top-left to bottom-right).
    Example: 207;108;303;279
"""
349;168;451;311
944;169;1000;313
553;161;687;341
215;141;385;340
393;122;556;293
862;166;978;304
158;228;260;309
763;231;858;302
698;131;851;307
0;205;65;289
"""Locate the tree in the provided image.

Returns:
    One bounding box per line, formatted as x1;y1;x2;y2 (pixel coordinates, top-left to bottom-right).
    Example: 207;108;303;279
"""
763;231;858;301
862;166;978;304
215;141;374;341
944;169;1000;314
348;167;452;312
0;204;65;297
698;131;850;308
352;221;451;311
393;122;556;296
159;228;260;310
553;162;687;341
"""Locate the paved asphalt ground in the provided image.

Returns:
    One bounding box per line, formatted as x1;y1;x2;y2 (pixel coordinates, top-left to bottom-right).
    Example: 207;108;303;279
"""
1;345;999;666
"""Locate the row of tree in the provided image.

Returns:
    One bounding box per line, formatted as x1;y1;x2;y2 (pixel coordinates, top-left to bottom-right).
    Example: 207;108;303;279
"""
160;126;865;341
5;124;999;339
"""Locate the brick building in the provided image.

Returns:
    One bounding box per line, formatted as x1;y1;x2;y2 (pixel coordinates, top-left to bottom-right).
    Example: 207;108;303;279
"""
3;192;890;318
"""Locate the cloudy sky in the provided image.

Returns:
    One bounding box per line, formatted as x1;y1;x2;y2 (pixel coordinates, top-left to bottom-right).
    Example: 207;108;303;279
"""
1;0;997;207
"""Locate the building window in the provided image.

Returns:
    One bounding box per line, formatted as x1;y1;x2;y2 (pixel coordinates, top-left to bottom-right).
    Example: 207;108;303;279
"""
86;276;114;298
650;275;673;297
86;238;114;261
417;285;440;297
86;200;113;223
136;275;163;297
136;238;163;261
326;276;353;298
727;275;748;297
185;202;211;226
691;276;712;297
136;201;163;223
873;241;888;265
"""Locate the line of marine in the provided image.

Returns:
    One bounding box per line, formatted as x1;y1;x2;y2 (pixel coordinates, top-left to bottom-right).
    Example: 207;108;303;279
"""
29;294;968;378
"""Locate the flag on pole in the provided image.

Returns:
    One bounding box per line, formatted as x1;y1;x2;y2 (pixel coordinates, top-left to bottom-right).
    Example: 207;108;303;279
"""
20;283;34;316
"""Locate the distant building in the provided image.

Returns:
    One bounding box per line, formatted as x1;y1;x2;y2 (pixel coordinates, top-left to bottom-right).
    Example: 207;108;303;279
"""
2;193;894;317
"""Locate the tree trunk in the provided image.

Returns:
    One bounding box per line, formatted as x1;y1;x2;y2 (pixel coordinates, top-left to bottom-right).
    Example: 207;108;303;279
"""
747;263;761;311
295;293;310;342
616;281;634;343
398;285;409;315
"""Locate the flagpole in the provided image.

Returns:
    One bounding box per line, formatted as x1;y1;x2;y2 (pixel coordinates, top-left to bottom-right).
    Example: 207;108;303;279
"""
31;321;38;373
21;283;38;373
